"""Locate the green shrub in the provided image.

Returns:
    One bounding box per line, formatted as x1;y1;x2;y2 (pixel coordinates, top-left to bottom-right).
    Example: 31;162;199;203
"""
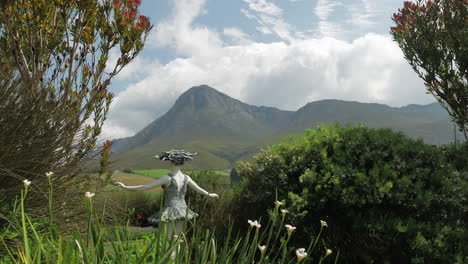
185;170;235;231
104;191;163;227
232;124;467;263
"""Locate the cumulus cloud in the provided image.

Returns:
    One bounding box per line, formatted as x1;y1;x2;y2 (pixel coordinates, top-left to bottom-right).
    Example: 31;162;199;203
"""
242;34;432;109
149;0;223;57
101;0;435;140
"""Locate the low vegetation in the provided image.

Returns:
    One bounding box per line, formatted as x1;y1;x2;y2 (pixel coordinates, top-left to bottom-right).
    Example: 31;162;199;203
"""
0;180;336;264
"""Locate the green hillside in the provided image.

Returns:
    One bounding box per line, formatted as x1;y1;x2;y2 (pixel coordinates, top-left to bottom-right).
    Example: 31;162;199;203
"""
109;85;465;170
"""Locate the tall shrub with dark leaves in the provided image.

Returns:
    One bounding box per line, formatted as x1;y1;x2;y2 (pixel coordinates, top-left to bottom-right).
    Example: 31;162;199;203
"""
232;124;467;263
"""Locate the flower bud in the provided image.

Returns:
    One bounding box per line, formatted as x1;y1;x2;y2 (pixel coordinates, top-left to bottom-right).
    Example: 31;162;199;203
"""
320;220;328;227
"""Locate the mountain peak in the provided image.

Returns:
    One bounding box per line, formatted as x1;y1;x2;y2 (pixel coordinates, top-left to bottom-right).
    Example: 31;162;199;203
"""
179;85;228;100
184;84;218;94
172;85;241;110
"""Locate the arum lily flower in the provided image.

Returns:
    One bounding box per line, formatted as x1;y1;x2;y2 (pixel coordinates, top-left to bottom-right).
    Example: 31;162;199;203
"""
45;172;54;178
85;192;95;199
258;244;266;254
281;209;289;216
285;224;296;236
23;179;31;188
274;200;283;208
326;249;332;256
320;220;328;227
296;248;307;261
248;219;261;229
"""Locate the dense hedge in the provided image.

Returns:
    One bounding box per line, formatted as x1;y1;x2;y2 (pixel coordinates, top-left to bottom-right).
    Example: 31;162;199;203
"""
231;124;467;263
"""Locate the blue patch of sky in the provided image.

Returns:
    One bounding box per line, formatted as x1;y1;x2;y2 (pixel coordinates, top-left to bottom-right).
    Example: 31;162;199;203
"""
109;79;134;95
193;0;288;44
109;0;173;95
192;0;261;43
138;0;178;64
272;0;319;37
314;0;399;41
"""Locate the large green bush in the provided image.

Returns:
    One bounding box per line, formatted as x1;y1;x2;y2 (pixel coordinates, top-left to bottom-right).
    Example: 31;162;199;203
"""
231;124;467;263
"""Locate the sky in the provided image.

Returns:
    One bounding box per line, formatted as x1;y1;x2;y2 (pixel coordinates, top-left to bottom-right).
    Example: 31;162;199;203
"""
101;0;436;140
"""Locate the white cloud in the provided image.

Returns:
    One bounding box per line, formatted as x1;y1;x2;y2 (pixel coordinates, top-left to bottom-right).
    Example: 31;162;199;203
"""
241;1;296;42
223;27;253;45
314;0;342;21
149;0;223;57
314;0;344;38
101;0;435;140
240;34;432;110
107;51;160;81
347;0;379;28
243;0;283;16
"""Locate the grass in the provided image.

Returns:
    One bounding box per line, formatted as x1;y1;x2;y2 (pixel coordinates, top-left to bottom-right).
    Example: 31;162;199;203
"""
0;178;338;264
133;169;230;179
108;172;163;192
132;169;171;179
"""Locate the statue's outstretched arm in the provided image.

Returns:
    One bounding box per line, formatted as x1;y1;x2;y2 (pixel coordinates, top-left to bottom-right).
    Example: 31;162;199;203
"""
187;175;219;198
112;175;171;191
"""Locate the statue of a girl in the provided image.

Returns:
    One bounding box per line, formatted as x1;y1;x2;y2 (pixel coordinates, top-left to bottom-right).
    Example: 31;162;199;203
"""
112;150;219;240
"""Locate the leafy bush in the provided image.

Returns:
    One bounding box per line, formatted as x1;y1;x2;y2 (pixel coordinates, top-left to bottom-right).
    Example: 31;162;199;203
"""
0;0;152;232
185;170;234;229
107;191;163;226
231;124;467;263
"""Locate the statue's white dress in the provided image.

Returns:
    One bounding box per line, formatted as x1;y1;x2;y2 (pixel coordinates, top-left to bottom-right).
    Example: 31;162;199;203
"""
148;173;198;224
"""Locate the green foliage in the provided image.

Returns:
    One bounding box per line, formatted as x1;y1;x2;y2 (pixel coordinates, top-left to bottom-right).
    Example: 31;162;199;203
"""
110;191;163;226
391;0;468;139
0;0;152;213
233;124;467;263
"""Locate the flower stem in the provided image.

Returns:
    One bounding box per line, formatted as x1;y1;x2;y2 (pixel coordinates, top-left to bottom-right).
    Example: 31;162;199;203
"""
48;177;54;239
21;189;31;264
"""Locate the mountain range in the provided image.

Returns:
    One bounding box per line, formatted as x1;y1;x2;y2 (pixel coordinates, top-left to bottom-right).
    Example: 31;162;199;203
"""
110;85;463;170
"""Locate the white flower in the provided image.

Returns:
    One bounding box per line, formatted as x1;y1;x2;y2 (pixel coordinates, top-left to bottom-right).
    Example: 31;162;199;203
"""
320;220;328;228
285;224;296;236
248;219;261;229
326;249;332;256
45;172;54;178
296;248;307;261
23;179;31;188
281;209;289;216
85;192;95;199
274;200;283;208
258;244;266;254
172;235;178;242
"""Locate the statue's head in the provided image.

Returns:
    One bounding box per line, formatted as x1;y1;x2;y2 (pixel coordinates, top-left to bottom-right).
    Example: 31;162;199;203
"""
154;150;197;166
